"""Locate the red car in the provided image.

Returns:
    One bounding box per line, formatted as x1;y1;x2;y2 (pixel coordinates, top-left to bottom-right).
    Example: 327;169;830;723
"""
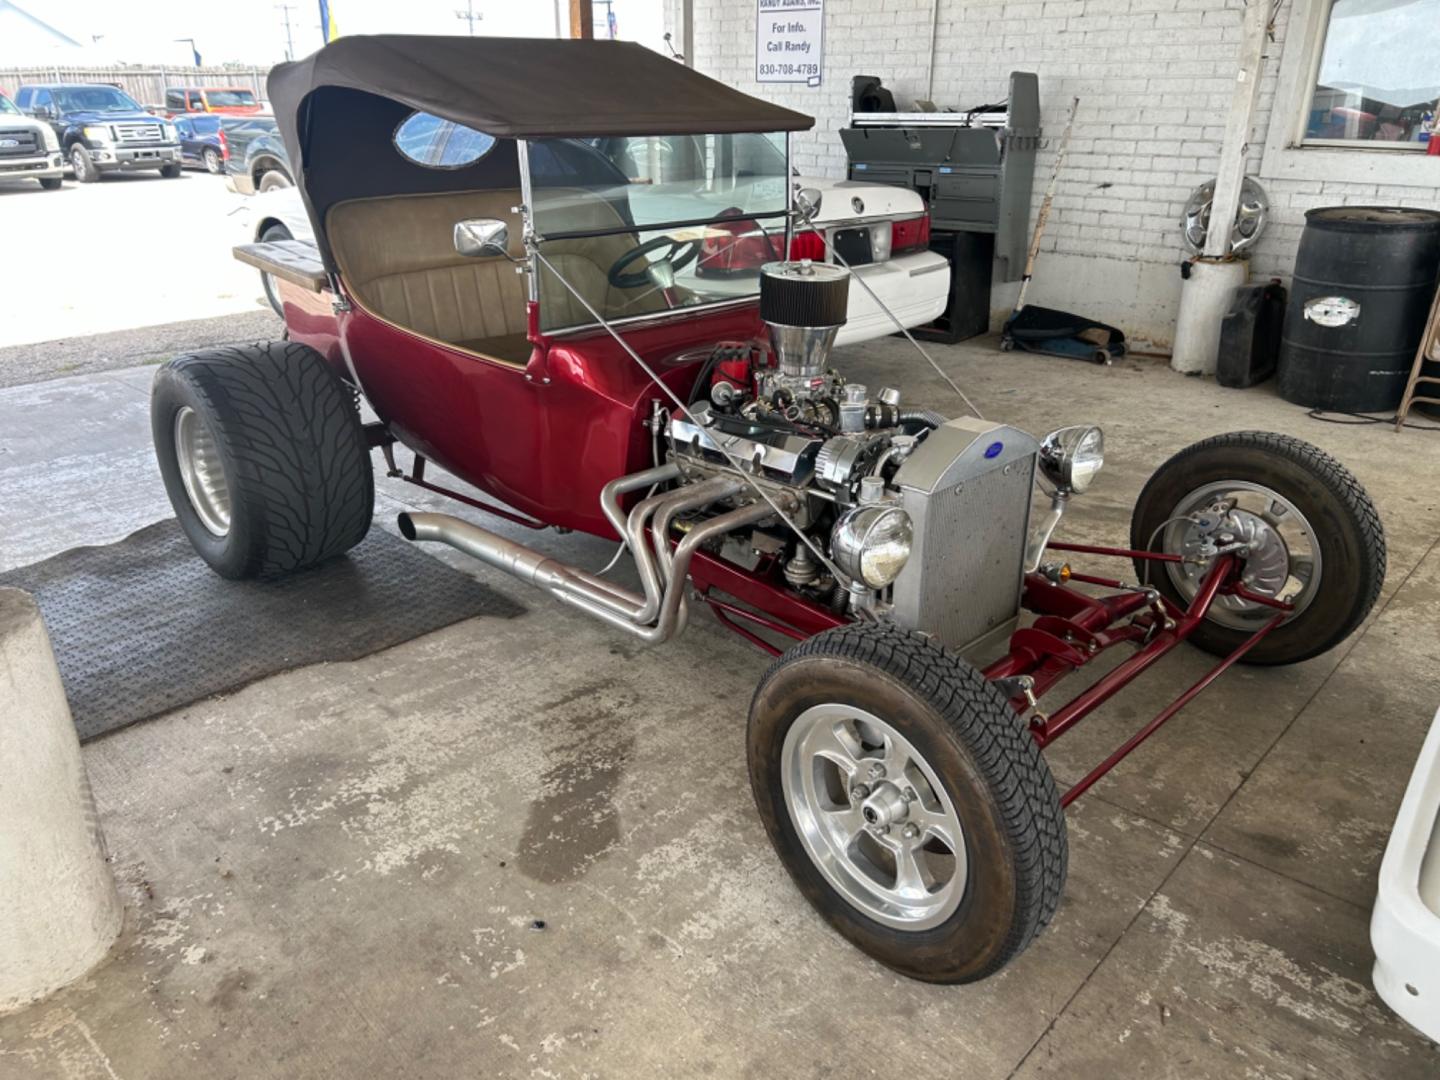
162;86;263;117
152;37;1386;983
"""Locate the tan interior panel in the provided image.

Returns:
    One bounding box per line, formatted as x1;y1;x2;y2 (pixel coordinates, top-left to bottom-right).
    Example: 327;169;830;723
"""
328;189;530;363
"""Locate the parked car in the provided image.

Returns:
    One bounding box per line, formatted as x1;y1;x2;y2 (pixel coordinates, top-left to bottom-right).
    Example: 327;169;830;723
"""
163;86;264;117
15;83;181;181
222;117;290;193
173;113;267;174
164;36;1386;984
590;134;948;345
0;90;64;189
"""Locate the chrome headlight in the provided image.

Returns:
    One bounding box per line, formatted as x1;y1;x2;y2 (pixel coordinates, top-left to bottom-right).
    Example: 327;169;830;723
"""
82;125;113;143
162;121;178;142
831;505;913;588
1039;425;1104;494
40;125;59;151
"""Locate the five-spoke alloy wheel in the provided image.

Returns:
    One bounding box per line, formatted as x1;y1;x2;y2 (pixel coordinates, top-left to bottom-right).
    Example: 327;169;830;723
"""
749;623;1068;983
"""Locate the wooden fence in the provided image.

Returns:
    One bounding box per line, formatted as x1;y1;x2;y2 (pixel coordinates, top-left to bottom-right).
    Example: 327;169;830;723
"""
0;66;273;109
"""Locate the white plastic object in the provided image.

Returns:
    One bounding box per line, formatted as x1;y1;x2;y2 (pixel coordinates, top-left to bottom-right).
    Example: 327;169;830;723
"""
1171;256;1249;376
0;588;123;1014
1371;706;1440;1041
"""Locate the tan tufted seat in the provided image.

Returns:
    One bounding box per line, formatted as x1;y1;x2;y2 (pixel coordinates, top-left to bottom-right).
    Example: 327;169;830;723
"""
328;190;532;364
328;188;676;358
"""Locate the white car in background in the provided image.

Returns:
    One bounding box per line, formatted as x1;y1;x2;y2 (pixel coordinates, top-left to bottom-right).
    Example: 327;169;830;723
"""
1372;706;1440;1041
236;176;950;344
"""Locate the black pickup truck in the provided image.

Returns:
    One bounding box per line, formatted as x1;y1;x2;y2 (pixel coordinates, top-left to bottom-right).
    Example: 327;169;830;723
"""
222;117;291;194
15;83;182;181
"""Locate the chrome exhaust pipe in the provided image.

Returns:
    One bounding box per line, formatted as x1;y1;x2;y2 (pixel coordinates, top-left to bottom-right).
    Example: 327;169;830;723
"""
397;496;783;646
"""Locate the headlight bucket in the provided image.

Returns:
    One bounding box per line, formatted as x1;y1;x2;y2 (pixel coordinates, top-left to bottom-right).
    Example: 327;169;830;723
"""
831;505;913;589
1039;425;1105;494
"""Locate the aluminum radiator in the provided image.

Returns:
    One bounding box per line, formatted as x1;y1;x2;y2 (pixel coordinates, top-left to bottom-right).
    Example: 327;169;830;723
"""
889;417;1039;653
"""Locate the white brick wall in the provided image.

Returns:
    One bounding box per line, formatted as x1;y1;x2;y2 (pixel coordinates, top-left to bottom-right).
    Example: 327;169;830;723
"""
679;0;1440;346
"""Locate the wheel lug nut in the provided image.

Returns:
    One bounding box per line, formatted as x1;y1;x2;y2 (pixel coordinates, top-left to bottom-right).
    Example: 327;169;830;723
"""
874;824;890;836
850;784;870;801
868;762;886;780
902;823;920;840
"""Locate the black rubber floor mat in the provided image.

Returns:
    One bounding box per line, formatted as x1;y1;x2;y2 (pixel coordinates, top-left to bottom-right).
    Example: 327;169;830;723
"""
0;520;526;741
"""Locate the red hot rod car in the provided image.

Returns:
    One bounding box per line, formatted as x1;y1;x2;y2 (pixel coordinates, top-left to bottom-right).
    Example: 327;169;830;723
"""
151;36;1386;983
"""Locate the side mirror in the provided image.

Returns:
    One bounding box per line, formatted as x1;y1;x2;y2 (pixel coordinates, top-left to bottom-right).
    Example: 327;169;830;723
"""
454;218;510;259
794;186;823;222
33;106;51;120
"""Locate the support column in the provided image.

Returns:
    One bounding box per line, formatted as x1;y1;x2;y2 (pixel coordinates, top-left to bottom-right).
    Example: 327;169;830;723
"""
0;588;122;1015
1172;0;1269;375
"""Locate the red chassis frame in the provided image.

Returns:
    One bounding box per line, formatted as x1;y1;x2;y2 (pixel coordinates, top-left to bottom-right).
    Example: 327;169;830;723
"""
278;281;1291;813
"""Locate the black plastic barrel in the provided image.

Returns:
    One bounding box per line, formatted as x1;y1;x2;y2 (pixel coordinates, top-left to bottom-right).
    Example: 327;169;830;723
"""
1277;206;1440;412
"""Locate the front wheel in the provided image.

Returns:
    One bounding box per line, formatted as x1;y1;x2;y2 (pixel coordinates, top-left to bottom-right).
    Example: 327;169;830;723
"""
70;144;100;183
1130;431;1385;665
748;623;1068;983
39;177;62;190
151;342;374;579
160;163;182;178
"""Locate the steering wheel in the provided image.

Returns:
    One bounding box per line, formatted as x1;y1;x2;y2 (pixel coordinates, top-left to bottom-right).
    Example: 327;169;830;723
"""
607;235;702;291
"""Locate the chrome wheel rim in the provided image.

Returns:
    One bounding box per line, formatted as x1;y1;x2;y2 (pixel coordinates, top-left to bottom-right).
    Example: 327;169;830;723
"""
174;406;231;537
781;704;968;930
1161;480;1321;630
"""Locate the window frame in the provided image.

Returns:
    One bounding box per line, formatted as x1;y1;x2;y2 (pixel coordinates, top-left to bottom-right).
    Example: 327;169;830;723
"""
1260;0;1439;186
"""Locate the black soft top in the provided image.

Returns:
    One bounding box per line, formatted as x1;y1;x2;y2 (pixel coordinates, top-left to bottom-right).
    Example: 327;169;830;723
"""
269;35;813;142
268;35;812;270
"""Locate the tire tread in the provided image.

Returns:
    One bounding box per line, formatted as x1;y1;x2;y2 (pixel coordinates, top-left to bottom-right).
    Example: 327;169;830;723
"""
753;621;1068;980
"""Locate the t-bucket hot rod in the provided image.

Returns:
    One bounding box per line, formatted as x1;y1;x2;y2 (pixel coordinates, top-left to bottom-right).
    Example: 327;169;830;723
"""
151;36;1387;983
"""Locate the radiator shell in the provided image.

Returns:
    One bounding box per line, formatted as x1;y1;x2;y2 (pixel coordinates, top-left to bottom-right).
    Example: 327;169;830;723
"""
889;417;1038;652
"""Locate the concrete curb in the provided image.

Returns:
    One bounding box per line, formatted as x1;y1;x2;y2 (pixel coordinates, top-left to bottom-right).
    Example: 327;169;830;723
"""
0;587;123;1015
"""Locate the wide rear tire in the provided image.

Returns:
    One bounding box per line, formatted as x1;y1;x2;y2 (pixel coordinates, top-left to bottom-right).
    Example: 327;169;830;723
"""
151;342;373;579
748;623;1067;983
1130;431;1385;665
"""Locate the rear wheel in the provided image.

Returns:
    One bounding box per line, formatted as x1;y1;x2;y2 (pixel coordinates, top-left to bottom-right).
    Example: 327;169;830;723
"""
203;147;222;173
70;144;99;183
151;342;373;579
258;169;291;192
748;623;1067;983
1130;431;1385;665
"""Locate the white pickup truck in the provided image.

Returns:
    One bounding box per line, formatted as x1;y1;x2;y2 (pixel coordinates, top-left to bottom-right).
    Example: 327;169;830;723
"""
0;91;63;190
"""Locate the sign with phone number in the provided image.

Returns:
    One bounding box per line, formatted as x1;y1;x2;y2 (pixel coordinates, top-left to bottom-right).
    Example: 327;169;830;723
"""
756;0;823;86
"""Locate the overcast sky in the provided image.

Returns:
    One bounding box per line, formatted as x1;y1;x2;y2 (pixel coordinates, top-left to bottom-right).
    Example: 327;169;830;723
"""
32;0;666;66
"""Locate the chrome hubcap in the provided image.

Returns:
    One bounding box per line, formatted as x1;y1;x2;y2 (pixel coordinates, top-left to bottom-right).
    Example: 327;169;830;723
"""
781;704;967;930
1162;480;1321;629
174;406;231;536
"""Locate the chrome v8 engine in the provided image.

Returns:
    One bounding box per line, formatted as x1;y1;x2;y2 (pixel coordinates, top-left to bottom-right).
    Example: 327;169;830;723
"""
667;259;1038;653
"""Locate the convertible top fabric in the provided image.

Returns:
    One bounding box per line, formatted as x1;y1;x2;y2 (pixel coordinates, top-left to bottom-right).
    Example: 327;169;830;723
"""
268;35;814;141
269;35;811;271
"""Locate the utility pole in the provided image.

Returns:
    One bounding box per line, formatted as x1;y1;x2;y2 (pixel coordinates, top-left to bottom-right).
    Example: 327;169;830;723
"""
276;4;297;61
455;1;482;35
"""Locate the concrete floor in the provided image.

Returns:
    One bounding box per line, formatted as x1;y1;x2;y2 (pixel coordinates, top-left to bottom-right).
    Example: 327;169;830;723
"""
0;337;1437;1079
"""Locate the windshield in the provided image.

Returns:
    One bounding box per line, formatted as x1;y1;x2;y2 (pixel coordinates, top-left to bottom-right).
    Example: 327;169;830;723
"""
528;132;790;333
0;94;17;115
54;86;143;113
205;89;257;108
